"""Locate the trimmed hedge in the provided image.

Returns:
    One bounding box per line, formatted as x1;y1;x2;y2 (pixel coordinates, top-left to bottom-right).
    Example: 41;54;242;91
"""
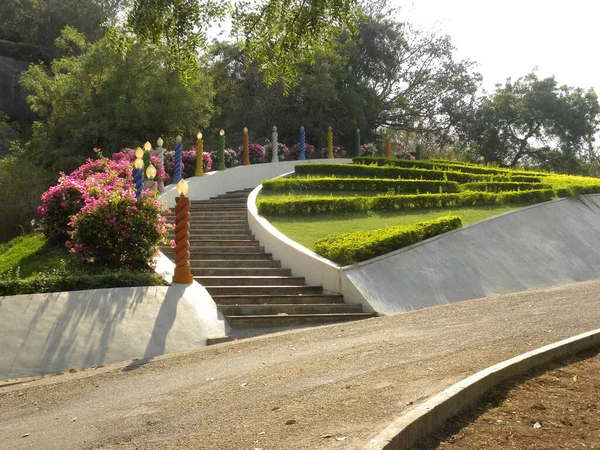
0;271;167;296
257;189;556;215
262;177;460;193
355;157;542;177
314;216;463;265
461;182;552;192
294;163;542;184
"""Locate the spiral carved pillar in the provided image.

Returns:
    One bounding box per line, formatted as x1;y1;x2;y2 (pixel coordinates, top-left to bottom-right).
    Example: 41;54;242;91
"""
242;127;250;165
173;195;193;284
385;138;391;158
327;126;333;159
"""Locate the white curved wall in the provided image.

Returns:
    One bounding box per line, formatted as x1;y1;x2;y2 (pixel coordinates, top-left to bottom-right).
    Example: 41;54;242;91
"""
344;195;600;315
160;159;352;208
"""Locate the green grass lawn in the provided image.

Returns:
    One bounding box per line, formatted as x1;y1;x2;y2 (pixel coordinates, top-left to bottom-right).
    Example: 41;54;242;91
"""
0;234;71;278
0;233;165;296
265;204;523;250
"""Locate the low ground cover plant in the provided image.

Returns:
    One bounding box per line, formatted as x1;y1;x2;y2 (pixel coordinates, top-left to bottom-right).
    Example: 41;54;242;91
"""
313;216;463;265
257;190;555;216
461;181;552;192
293;163;543;183
261;177;460;193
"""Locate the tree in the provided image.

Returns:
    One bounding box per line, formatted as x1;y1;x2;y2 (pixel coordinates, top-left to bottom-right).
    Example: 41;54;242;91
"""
20;27;214;173
458;73;600;171
127;0;360;88
0;0;128;47
207;14;480;151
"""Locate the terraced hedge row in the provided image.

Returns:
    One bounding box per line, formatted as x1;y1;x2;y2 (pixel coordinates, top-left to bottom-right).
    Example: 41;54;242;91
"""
293;164;542;184
354;156;541;177
461;181;552;192
313;216;463;265
261;177;461;193
257;189;555;216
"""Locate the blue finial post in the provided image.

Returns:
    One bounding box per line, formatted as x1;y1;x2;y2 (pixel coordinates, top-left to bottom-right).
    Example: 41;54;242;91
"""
133;147;145;199
174;135;183;183
299;126;306;160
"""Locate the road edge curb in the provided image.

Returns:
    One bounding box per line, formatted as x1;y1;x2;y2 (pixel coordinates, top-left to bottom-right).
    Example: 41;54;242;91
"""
363;327;600;449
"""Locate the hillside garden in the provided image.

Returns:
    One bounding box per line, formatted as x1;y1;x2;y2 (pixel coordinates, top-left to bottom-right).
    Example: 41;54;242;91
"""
258;157;600;265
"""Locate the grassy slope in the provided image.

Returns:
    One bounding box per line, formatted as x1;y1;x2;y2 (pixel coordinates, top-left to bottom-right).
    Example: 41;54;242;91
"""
266;205;521;250
0;234;70;277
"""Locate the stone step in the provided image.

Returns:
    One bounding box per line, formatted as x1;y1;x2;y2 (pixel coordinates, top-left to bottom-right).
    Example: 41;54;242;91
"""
211;294;345;305
160;246;266;255
194;199;247;205
205;285;323;296
195;276;305;287
186;228;250;233
166;211;247;217
187;240;261;248
225;313;376;327
192;267;292;277
193;259;281;268
219;303;364;315
189;253;273;261
169;234;254;240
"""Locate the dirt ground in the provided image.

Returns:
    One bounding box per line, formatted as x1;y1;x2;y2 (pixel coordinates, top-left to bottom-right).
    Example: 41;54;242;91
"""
2;280;600;450
416;347;600;450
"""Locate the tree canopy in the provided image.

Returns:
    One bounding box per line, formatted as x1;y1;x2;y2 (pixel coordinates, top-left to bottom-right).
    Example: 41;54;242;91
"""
457;73;600;172
20;27;214;173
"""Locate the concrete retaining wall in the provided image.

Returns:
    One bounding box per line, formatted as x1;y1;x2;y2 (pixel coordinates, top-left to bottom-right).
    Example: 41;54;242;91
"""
344;195;600;315
247;185;373;311
0;284;227;380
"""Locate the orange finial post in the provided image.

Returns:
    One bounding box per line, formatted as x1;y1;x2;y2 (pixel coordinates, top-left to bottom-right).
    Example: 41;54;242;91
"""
173;180;193;284
385;138;391;158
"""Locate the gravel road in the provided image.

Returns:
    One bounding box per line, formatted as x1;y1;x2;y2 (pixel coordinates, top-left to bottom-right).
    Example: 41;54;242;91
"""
2;279;600;450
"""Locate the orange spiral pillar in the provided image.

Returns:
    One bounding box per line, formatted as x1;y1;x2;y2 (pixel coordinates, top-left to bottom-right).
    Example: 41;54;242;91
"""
385;138;391;158
173;194;193;284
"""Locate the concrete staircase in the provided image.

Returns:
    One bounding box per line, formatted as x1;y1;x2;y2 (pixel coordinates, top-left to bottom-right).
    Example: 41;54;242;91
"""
161;188;375;330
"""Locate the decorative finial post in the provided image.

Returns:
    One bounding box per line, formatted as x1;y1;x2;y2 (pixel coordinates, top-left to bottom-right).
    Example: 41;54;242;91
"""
327;126;333;159
271;126;279;162
299;126;306;160
356;129;361;157
154;137;165;191
242;127;250;165
217;129;226;170
385;137;391;158
133;147;144;199
173;135;183;184
195;132;204;176
173;179;193;284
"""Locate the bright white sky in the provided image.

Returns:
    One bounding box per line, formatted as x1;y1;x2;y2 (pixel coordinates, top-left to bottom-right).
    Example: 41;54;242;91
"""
392;0;600;93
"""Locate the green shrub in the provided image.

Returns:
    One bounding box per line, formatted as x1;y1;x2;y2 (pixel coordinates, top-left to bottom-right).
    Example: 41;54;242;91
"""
67;191;172;268
354;157;543;177
0;271;167;296
461;182;552;192
314;216;463;265
257;189;556;216
294;163;542;184
262;177;460;193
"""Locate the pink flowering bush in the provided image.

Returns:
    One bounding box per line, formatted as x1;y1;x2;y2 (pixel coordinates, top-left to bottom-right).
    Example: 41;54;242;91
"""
163;148;212;180
237;143;266;164
359;143;378;157
264;143;291;162
38;157;133;243
318;145;345;158
207;148;239;168
393;151;416;160
38;155;172;267
67;190;171;268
